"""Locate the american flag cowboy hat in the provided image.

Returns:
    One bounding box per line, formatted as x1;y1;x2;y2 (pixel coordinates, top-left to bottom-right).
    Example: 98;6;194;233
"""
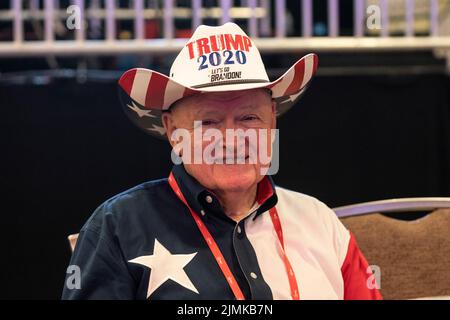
118;22;318;138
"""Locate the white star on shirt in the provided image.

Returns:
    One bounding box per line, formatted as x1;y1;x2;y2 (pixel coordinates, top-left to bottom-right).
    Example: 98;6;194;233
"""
129;239;199;298
127;101;156;118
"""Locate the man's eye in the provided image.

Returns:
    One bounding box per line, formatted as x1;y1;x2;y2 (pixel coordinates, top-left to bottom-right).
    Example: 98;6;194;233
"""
202;119;217;126
241;115;259;121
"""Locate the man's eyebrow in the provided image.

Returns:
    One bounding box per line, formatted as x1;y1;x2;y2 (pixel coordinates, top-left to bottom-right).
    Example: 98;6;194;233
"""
239;105;258;112
235;105;266;115
194;109;220;118
193;103;261;118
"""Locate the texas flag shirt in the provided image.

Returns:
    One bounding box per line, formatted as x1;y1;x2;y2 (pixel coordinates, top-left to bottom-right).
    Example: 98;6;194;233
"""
62;164;382;300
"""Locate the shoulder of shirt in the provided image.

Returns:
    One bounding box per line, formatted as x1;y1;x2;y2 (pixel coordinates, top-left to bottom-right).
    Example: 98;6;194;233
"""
274;185;350;256
104;178;168;204
275;185;328;207
274;185;336;218
80;178;169;233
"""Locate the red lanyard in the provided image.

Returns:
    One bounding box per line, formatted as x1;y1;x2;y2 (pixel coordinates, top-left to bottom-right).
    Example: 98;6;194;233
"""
168;172;300;300
268;207;300;300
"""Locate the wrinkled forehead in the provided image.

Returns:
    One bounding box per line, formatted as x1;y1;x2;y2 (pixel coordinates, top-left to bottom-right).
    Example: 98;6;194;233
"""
169;88;272;115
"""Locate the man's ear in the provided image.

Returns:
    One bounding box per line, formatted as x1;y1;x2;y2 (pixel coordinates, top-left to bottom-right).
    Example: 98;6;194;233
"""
161;112;177;147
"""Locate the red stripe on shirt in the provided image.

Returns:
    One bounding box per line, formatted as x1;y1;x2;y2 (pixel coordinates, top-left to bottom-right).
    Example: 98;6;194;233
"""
341;232;383;300
256;176;274;205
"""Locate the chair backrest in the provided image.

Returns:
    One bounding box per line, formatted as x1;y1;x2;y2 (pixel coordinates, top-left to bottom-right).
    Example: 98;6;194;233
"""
340;208;450;299
334;197;450;218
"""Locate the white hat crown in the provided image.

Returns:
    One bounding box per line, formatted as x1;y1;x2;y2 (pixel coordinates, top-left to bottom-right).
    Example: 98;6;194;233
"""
169;23;269;89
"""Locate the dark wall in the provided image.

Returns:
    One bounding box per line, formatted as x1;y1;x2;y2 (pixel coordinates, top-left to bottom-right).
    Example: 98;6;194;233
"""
1;74;449;299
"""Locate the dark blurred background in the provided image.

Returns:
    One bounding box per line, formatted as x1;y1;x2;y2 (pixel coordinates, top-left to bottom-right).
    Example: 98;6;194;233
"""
0;0;449;299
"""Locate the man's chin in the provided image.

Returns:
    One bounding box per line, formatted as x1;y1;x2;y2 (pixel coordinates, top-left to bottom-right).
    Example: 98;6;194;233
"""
211;164;260;190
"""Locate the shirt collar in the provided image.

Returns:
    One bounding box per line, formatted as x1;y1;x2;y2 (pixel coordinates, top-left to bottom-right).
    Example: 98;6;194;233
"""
170;164;278;221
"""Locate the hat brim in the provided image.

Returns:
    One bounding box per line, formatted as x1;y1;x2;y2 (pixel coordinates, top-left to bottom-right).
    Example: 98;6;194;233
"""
118;53;318;138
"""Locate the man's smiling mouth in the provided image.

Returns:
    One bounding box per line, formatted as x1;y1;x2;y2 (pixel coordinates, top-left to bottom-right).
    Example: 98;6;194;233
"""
220;154;250;163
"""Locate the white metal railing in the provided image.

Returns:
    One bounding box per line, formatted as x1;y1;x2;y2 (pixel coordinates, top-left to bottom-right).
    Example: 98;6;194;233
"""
0;0;449;59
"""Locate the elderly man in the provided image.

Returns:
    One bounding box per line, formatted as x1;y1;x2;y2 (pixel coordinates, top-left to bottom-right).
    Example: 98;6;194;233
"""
62;23;381;300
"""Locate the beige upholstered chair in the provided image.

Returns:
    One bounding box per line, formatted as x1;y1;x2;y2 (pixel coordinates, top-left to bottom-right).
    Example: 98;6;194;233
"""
335;198;450;300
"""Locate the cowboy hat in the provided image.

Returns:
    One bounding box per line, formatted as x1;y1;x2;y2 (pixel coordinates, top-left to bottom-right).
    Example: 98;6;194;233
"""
118;22;318;138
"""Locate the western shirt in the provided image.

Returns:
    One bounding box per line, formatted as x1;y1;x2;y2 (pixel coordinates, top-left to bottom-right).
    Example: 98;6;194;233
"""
62;164;382;300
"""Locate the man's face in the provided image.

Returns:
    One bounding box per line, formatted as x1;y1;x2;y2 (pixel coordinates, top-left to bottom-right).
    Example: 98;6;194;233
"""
162;88;276;194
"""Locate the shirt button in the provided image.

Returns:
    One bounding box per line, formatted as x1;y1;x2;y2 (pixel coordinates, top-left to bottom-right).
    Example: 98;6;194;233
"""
237;226;242;234
200;210;206;216
250;272;258;279
205;195;213;203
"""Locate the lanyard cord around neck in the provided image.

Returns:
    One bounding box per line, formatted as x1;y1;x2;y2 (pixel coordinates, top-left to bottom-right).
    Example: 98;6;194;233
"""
168;172;300;300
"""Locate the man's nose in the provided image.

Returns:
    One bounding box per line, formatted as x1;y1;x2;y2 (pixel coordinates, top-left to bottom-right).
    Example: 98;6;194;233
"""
219;116;252;133
218;118;250;153
220;116;239;132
